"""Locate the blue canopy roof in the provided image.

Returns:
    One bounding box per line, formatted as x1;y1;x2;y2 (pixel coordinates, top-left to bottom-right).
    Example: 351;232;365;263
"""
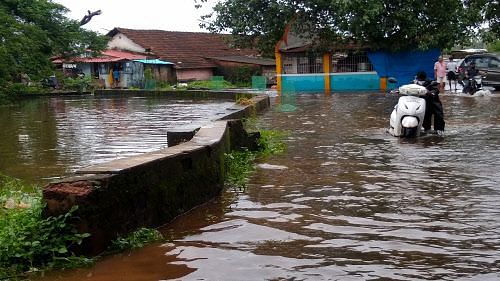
133;59;174;65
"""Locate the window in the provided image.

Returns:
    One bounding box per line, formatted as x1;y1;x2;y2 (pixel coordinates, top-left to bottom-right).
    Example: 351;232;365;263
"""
489;58;500;68
331;51;374;73
282;53;323;74
283;56;295;74
474;57;490;68
281;52;374;74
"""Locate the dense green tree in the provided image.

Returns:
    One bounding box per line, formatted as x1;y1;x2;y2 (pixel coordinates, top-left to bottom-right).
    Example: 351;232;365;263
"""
488;40;500;52
481;0;499;42
195;0;495;55
0;0;107;93
197;0;296;56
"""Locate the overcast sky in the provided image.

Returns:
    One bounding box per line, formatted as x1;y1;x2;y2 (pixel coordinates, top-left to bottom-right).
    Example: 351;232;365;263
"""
54;0;217;34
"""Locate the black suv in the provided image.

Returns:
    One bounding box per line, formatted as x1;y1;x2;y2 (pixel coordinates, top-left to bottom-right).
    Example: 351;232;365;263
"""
457;53;500;90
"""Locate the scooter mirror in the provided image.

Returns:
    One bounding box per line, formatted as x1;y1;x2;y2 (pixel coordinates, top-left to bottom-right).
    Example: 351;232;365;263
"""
388;77;397;83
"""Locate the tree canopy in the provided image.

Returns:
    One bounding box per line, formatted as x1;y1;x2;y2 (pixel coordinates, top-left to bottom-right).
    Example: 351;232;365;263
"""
0;0;107;92
196;0;499;56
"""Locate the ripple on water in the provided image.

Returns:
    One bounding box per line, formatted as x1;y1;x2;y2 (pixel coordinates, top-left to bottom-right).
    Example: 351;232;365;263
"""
38;93;500;280
0;96;236;184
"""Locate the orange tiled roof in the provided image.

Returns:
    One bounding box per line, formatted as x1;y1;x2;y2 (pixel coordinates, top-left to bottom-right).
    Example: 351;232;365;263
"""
109;28;258;69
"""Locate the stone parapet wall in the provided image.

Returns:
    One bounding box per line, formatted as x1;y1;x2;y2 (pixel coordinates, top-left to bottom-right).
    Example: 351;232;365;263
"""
44;121;229;255
166;94;269;146
42;94;269;255
93;89;255;100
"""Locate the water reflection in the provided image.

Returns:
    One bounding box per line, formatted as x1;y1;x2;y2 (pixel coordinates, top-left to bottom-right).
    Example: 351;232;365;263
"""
0;96;235;185
39;93;500;280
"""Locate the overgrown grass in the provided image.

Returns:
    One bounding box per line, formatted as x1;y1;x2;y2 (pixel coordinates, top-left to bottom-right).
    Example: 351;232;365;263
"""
257;130;288;158
225;129;287;190
225;150;257;190
0;174;92;279
107;228;164;253
235;96;255;106
184;79;236;90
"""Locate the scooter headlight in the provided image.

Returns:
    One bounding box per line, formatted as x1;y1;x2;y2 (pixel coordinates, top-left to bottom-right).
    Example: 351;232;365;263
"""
401;116;419;128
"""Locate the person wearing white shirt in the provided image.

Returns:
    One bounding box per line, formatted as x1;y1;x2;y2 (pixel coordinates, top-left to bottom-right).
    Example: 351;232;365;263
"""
446;57;458;92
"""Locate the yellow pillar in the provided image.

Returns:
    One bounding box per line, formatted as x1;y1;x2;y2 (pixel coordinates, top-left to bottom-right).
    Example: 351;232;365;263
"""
323;53;331;94
275;51;282;94
380;77;387;92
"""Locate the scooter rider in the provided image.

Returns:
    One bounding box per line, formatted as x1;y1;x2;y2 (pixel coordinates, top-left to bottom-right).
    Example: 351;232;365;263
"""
415;71;445;135
466;61;480;77
463;61;480;94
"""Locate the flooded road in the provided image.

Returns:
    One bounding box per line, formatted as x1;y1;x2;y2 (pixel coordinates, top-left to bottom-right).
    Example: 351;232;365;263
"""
41;93;500;280
0;95;235;184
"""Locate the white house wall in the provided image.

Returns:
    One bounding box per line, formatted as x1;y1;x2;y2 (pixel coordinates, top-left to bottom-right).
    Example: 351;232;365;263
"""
108;33;146;53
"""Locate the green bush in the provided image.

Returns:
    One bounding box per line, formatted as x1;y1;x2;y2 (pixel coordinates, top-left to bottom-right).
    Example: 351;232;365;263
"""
488;39;500;52
108;228;163;253
62;76;92;92
0;83;47;98
224;129;287;190
187;79;235;89
156;81;173;90
258;130;288;157
223;66;261;87
0;174;92;279
225;150;256;190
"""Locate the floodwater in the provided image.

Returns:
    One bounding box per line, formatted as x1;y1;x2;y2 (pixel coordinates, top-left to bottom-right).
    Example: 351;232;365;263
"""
40;93;500;280
0;95;236;185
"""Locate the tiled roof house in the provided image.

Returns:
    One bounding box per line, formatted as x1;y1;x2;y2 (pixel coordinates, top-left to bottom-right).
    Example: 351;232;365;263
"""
107;27;273;82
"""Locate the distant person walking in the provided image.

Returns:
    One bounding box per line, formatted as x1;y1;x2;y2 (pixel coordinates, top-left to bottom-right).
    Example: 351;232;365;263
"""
112;67;121;88
446;56;458;92
434;56;447;94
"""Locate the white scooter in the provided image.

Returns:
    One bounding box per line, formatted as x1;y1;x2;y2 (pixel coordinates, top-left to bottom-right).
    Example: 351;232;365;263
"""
388;83;428;138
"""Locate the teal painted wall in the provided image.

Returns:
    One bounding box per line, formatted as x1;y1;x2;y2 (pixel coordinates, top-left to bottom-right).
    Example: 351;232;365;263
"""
330;73;380;91
281;72;382;93
281;74;325;93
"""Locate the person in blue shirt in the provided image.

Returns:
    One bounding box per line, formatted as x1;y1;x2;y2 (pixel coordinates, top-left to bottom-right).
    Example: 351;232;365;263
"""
112;68;121;88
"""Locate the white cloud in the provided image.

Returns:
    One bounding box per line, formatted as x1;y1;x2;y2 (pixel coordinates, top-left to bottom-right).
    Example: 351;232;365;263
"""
54;0;217;34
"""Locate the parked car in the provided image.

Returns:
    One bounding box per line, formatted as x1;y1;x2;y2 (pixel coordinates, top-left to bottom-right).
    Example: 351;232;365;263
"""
457;53;500;90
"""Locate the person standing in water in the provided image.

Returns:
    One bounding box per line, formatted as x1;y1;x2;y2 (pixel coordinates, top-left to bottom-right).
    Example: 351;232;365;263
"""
434;56;447;94
415;71;445;135
112;67;121;88
446;56;458;92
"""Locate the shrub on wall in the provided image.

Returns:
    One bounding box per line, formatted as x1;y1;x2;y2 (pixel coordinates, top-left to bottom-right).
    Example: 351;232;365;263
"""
219;66;261;87
224;129;287;190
